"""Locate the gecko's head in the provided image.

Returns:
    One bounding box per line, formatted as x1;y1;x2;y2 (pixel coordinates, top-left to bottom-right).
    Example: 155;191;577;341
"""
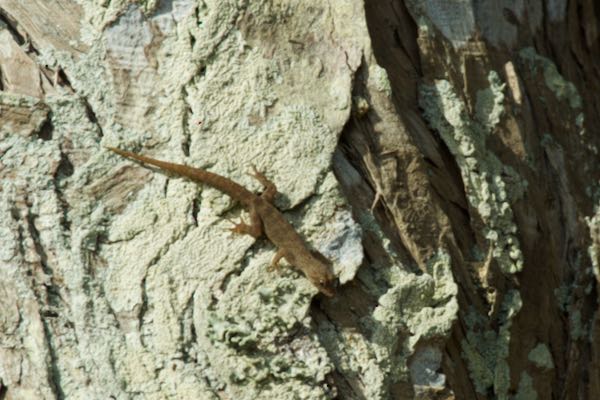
305;250;337;297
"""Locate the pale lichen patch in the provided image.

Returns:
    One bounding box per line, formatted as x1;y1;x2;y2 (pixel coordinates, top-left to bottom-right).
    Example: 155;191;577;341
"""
419;74;526;275
587;210;600;281
460;290;522;396
368;64;392;98
515;372;538;400
318;240;458;399
519;47;582;109
528;343;555;370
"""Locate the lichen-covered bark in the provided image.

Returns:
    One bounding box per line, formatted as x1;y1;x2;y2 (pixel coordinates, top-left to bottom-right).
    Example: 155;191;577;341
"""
356;1;600;399
1;0;599;399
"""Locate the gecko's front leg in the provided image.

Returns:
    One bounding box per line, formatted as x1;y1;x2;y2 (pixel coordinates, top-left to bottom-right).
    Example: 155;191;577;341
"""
227;201;263;238
247;165;278;203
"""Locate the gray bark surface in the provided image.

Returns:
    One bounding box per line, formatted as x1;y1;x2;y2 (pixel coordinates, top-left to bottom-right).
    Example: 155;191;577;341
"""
1;1;599;399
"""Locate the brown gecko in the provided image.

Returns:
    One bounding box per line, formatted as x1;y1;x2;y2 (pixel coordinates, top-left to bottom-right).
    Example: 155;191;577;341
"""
107;147;337;297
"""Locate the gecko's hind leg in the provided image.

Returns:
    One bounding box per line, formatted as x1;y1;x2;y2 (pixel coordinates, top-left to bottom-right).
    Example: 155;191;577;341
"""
227;206;262;238
248;165;278;204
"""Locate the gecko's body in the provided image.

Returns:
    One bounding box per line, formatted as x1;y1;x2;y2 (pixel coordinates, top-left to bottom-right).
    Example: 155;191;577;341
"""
107;147;337;297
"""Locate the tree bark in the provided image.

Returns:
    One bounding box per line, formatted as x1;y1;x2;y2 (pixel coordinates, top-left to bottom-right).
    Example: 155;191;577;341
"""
1;1;599;399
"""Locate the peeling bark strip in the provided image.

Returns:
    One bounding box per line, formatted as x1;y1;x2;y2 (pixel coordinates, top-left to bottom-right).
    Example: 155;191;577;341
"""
1;0;600;399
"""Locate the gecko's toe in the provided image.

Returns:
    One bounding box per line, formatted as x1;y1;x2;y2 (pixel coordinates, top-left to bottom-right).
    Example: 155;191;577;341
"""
225;217;246;234
246;164;260;179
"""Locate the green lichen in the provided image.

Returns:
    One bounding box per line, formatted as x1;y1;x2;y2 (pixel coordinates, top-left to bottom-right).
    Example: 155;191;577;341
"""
475;71;505;131
569;310;587;340
576;113;584;128
514;372;537;400
368;64;392;98
528;343;554;370
587;211;600;281
198;262;335;399
366;249;457;398
0;91;42;108
554;284;570;312
521;49;599;157
419;74;526;275
461;290;522;397
318;211;458;399
136;0;160;15
519;48;581;109
373;250;458;346
353;220;458;389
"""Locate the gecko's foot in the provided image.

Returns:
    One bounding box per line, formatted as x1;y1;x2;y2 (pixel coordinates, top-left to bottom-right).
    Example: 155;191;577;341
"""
226;217;262;238
268;249;286;272
267;260;284;273
246;164;267;182
226;217;248;235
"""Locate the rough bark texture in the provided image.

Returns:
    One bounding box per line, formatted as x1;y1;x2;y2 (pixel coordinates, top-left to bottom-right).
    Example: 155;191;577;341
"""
1;1;599;399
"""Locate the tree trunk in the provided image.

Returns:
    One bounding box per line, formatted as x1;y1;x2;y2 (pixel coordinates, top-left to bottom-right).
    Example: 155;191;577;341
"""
1;1;599;399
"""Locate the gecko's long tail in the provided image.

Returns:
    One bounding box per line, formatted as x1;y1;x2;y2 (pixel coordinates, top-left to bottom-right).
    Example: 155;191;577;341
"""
106;147;255;205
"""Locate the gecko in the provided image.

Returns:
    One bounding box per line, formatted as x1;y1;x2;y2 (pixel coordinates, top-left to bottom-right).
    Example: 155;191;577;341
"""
107;147;337;297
